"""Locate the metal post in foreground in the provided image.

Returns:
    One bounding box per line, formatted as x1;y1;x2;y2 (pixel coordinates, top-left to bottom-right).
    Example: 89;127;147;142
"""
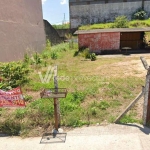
53;66;60;130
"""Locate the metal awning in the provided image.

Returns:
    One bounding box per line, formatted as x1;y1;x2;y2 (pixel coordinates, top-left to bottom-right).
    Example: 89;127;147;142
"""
74;27;150;34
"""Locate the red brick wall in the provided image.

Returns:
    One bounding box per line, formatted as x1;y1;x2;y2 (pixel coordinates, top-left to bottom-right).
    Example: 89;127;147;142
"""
78;32;120;52
0;0;46;62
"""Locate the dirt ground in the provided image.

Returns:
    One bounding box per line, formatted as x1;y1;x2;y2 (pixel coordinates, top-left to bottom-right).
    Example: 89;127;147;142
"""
99;53;150;120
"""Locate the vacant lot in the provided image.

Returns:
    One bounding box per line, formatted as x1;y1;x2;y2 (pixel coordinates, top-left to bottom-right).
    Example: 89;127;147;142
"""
0;43;150;137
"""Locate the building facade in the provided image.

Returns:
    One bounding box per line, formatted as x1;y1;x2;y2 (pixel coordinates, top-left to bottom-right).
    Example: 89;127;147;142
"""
69;0;150;28
0;0;46;62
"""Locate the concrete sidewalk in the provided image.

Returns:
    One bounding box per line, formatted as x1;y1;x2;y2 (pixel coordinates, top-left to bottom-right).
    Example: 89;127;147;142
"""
0;124;150;150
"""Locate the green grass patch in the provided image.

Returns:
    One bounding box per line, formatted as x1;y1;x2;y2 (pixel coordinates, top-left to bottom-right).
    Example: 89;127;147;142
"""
79;18;150;30
119;112;140;124
52;24;70;29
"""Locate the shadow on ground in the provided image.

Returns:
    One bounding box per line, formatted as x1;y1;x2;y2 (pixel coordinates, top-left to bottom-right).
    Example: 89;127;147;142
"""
0;132;10;137
116;123;150;135
40;132;67;144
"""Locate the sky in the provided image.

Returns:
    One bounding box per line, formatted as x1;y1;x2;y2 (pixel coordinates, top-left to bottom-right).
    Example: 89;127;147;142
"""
41;0;69;25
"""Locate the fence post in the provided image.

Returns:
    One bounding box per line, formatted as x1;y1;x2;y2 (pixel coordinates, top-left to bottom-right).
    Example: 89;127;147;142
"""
140;56;150;125
143;68;150;125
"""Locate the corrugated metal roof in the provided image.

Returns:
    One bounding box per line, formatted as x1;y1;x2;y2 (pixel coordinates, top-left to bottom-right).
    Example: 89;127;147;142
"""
74;27;150;34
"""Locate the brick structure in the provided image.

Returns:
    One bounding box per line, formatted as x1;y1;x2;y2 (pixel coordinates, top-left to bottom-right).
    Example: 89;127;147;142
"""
0;0;46;62
75;28;150;53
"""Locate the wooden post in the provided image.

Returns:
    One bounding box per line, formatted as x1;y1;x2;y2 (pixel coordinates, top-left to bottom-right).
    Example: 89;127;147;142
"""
140;56;149;70
146;81;150;124
143;68;150;125
115;57;150;124
140;56;150;125
54;66;60;130
115;88;144;123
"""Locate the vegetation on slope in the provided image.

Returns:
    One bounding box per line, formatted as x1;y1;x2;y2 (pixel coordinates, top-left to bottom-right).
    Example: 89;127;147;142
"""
52;23;70;29
79;17;150;30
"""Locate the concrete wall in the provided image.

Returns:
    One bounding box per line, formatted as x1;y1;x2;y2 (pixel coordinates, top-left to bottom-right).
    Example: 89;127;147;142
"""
56;28;77;38
44;20;77;44
70;0;150;28
0;0;46;62
44;20;63;45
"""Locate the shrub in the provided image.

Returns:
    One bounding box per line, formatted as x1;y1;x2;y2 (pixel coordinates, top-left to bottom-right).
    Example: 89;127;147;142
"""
51;51;58;60
90;53;96;61
112;16;129;28
1;119;21;135
23;53;30;64
0;62;30;89
33;52;43;64
132;8;147;20
81;48;91;59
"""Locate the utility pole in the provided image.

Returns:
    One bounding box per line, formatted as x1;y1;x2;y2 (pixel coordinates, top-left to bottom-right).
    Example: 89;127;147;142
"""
62;13;66;25
142;0;145;10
